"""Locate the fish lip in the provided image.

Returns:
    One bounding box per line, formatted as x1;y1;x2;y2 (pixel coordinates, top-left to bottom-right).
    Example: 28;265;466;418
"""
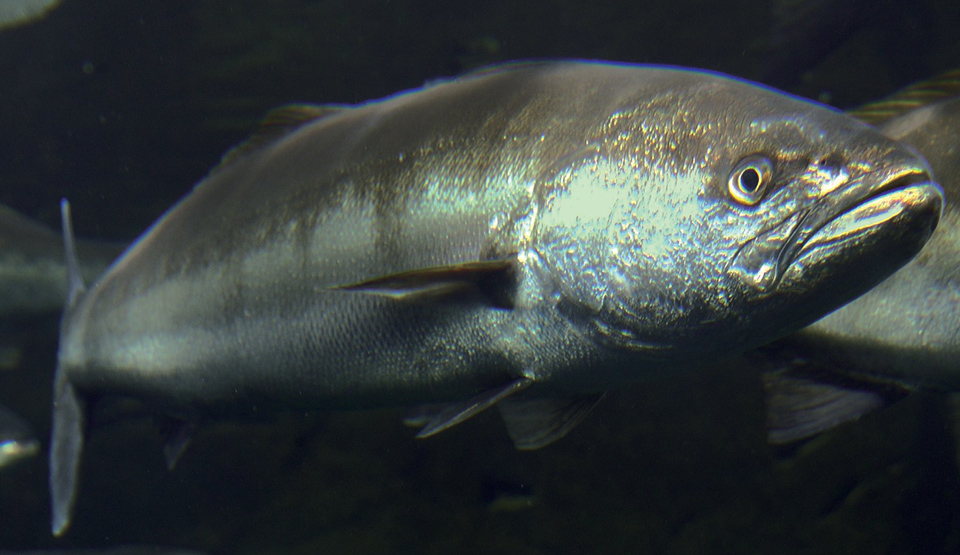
777;167;935;275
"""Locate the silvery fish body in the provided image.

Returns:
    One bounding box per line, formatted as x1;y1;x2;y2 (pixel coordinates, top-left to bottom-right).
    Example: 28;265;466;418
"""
51;61;942;534
0;204;122;319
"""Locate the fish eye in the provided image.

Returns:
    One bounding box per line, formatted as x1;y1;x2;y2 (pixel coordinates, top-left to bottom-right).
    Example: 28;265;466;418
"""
728;155;773;206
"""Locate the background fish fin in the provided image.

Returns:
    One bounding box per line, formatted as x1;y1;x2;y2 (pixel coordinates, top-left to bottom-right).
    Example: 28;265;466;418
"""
156;416;200;470
497;393;604;450
50;364;86;536
335;256;517;309
762;367;908;445
215;103;348;169
848;69;960;124
415;378;532;438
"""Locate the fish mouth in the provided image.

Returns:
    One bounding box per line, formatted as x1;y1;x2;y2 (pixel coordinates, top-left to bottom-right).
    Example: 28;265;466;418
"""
729;167;942;293
780;168;939;272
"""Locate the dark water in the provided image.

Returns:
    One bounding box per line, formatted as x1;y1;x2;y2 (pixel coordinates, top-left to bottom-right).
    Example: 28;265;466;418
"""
1;0;959;553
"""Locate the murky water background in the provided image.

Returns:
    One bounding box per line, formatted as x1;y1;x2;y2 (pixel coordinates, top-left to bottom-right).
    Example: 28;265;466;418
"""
1;0;959;553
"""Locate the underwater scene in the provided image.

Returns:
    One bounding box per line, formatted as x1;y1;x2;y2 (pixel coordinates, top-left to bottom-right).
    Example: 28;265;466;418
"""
2;0;960;553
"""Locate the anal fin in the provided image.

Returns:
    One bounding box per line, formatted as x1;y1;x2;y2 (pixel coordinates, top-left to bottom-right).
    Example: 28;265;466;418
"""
762;367;908;445
415;378;532;438
497;393;605;450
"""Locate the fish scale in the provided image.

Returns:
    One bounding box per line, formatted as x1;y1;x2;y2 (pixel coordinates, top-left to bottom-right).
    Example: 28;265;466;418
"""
50;61;942;535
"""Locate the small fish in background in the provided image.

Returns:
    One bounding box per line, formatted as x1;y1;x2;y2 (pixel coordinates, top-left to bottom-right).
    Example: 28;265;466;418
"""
0;0;61;31
0;203;124;320
755;70;960;444
49;61;942;535
0;402;39;469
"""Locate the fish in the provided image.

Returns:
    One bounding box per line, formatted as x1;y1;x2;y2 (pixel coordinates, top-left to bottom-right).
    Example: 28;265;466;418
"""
0;203;124;320
49;61;943;535
0;0;61;31
757;71;960;444
0;402;39;469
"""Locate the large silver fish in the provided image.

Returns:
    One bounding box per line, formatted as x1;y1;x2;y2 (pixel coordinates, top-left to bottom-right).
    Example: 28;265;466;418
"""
50;61;943;535
759;74;960;442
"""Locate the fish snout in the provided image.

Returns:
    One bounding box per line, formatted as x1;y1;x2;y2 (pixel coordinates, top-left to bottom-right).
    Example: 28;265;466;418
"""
789;164;941;265
776;162;943;297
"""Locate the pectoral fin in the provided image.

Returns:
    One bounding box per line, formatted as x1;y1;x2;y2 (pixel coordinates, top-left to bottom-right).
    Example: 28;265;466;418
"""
497;393;605;450
335;257;517;308
762;367;908;444
414;378;532;438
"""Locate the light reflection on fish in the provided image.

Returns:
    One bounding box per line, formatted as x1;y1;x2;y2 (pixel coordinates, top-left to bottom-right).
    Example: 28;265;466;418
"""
757;74;960;443
0;402;39;469
50;61;943;535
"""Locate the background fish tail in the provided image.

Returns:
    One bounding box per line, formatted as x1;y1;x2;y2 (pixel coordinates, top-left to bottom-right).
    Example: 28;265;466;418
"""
49;358;85;536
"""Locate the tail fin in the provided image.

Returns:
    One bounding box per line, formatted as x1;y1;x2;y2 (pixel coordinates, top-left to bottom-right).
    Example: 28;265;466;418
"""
50;199;87;536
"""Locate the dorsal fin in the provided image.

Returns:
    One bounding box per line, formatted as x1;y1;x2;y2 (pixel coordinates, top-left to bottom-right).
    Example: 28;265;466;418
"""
215;104;348;170
848;69;960;125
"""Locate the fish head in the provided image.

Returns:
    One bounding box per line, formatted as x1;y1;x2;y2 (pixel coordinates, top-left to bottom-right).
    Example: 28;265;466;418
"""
533;71;943;359
718;115;942;343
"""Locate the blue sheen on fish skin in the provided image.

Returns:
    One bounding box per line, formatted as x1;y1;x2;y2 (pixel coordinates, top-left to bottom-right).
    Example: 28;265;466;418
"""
49;61;942;535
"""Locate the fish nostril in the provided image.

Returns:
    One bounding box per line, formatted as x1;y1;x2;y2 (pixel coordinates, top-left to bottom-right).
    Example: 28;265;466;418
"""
815;153;844;168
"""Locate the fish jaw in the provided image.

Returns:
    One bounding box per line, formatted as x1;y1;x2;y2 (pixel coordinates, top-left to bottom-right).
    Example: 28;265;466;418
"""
776;170;942;297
